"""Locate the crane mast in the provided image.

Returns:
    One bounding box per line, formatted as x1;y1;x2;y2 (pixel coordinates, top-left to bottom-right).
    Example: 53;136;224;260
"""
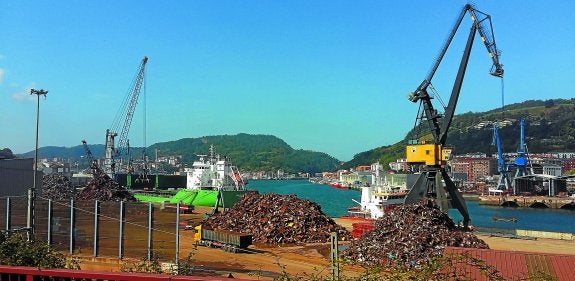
104;56;148;178
492;123;511;191
514;118;530;178
404;4;504;227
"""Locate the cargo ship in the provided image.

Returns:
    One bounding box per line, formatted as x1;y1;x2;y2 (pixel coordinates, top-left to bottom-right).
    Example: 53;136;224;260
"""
135;145;250;208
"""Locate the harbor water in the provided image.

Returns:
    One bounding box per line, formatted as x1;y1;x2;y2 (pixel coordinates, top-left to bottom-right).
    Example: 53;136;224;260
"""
249;179;575;233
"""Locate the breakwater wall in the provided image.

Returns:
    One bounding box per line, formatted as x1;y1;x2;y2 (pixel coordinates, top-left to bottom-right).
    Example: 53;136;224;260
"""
476;227;575;241
478;195;575;209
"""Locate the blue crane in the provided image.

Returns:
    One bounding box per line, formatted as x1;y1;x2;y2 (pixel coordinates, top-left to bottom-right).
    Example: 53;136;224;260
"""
514;118;529;178
492;123;511;190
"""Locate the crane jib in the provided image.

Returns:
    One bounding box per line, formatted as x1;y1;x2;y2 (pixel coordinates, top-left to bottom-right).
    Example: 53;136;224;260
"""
104;56;149;178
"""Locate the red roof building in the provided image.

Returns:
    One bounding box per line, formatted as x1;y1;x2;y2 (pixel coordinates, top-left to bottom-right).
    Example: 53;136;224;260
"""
445;247;575;281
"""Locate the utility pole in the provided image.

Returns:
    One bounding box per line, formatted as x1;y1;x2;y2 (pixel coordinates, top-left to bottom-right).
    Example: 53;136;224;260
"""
28;88;48;240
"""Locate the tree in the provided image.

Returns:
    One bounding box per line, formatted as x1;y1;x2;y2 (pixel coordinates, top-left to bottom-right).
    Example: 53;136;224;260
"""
0;148;15;159
0;232;76;269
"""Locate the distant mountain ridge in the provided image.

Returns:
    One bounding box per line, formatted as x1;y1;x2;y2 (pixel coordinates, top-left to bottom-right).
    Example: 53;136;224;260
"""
341;98;575;170
17;133;340;174
13;98;575;173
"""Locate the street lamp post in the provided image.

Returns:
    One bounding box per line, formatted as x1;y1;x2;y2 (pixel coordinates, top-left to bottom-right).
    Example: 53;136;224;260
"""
28;88;48;239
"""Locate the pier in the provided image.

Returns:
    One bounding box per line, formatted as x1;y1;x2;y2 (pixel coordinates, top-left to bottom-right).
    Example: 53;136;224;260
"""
478;195;575;209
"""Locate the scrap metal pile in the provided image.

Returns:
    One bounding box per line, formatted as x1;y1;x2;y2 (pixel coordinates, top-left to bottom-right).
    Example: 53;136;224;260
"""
341;199;488;268
203;192;351;244
75;173;136;201
42;173;75;200
42;173;135;202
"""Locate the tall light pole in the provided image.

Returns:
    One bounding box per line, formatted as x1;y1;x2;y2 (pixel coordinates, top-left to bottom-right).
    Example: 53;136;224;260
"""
28;88;48;239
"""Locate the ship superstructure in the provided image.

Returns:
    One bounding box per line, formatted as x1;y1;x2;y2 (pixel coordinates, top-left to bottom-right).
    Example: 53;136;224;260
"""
185;145;245;191
346;164;408;220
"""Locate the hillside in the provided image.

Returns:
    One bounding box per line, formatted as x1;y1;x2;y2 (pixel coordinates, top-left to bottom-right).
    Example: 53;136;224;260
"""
13;99;575;173
148;134;340;173
342;98;575;169
17;133;340;174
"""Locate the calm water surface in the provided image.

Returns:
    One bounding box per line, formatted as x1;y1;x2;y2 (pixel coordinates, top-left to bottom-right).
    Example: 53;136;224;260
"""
248;179;575;233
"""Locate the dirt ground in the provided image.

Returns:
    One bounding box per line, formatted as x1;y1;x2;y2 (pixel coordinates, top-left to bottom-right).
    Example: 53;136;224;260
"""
76;209;575;280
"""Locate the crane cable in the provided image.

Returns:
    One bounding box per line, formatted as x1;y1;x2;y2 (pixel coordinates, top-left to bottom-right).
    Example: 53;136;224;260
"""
500;77;505;121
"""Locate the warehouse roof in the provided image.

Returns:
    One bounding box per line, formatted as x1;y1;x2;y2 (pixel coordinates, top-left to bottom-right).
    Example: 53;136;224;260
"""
445;247;575;281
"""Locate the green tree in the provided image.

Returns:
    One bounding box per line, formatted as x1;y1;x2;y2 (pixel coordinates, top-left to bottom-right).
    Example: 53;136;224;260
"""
0;232;74;269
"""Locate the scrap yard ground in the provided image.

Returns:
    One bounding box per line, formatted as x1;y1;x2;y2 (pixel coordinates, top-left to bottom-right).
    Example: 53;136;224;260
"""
74;207;575;280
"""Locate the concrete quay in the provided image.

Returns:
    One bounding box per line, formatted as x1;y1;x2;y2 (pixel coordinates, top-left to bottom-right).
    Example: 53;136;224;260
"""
478;195;575;209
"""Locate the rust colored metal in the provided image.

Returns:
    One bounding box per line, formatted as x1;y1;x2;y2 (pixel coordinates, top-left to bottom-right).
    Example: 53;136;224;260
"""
203;192;351;244
42;173;75;200
341;198;488;268
42;173;136;202
75;173;136;201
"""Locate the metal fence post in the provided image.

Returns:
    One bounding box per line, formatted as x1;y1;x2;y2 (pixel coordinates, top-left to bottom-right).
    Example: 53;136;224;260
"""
93;200;99;257
330;232;339;281
175;202;180;265
147;202;153;261
119;201;124;259
69;199;75;255
47;199;52;245
5;197;10;231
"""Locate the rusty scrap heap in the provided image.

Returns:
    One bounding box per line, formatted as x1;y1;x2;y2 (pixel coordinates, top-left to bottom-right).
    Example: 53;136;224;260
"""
203;192;351;244
42;173;75;200
74;173;136;202
342;199;488;268
41;172;135;202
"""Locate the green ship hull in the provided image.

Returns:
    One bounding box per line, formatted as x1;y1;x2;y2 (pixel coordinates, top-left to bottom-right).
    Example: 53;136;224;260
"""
135;189;251;209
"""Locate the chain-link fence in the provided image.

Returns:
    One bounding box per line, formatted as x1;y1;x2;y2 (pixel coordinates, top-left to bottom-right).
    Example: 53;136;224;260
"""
0;197;182;260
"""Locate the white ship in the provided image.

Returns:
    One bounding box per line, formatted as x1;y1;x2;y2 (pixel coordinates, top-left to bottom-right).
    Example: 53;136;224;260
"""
184;145;246;191
135;145;249;208
345;164;408;220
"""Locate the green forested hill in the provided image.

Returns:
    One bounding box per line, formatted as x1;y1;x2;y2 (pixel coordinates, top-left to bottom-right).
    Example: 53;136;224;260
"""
342;98;575;170
14;99;575;173
148;134;340;173
17;133;340;174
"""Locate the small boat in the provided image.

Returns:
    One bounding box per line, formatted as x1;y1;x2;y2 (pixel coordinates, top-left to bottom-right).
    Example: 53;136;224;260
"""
492;216;517;223
330;182;350;189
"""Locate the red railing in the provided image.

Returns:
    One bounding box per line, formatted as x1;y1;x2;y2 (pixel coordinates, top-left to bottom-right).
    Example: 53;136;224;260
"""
0;265;250;281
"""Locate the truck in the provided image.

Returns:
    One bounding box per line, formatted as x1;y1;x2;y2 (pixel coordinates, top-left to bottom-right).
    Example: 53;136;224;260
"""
194;225;252;253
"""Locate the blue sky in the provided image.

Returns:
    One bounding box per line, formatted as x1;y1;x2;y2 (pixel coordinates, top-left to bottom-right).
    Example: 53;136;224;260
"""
1;1;574;161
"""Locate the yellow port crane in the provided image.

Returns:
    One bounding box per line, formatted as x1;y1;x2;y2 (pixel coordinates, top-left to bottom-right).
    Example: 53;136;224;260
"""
404;4;504;227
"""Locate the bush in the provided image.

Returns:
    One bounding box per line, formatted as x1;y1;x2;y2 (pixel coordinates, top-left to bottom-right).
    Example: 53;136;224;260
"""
0;231;74;269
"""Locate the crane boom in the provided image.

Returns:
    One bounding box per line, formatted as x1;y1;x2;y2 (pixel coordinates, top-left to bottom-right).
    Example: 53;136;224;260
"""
404;4;504;227
104;56;148;178
82;140;108;179
115;56;148;157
